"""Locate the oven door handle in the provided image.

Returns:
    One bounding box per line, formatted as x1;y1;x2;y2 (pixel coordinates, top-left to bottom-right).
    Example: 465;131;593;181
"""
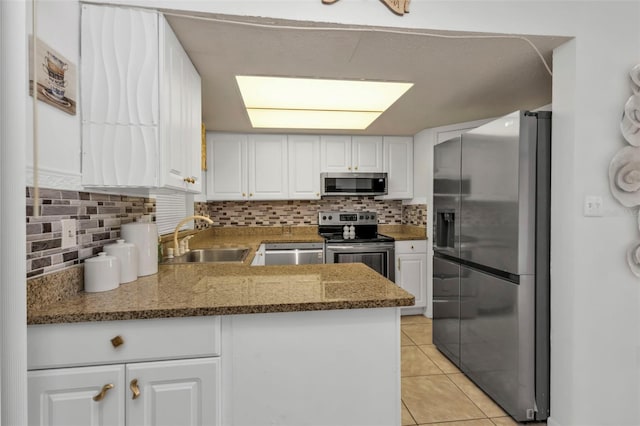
327;244;394;250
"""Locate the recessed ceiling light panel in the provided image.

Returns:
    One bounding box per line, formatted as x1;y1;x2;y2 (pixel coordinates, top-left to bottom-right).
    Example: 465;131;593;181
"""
246;109;382;130
236;75;413;129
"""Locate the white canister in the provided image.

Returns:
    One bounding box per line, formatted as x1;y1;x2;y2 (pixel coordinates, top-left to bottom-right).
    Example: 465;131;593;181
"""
104;239;138;284
84;252;120;293
121;222;158;276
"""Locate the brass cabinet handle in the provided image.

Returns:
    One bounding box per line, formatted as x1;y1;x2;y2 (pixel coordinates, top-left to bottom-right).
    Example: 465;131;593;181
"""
130;379;140;400
398;258;401;271
110;335;124;348
93;383;114;402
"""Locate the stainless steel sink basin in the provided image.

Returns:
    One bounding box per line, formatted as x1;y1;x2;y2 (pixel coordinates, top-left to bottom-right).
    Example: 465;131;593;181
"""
162;248;250;264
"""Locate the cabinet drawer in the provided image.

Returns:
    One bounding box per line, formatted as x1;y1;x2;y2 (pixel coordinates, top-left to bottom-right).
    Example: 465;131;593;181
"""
28;316;221;370
395;240;427;254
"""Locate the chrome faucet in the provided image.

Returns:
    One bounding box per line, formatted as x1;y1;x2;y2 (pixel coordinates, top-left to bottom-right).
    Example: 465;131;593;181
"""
173;215;213;254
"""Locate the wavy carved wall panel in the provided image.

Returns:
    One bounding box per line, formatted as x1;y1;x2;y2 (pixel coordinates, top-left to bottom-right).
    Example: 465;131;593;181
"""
81;4;158;126
82;123;157;187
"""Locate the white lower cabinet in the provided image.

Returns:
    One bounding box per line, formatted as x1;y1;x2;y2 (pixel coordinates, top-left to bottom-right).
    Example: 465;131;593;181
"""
251;244;266;266
28;317;221;426
126;358;220;426
395;240;427;309
28;365;125;426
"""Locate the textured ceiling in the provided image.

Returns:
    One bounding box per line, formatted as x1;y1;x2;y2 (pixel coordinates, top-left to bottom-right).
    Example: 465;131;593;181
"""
166;12;570;136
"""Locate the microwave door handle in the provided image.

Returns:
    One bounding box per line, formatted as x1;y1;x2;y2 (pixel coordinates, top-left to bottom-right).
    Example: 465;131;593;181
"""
327;245;359;250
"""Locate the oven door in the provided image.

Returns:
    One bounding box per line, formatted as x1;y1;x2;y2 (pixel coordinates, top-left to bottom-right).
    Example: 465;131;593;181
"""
325;243;395;281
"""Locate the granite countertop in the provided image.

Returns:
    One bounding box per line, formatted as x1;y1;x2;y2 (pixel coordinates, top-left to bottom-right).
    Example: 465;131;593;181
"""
27;263;414;325
27;225;423;325
378;225;427;241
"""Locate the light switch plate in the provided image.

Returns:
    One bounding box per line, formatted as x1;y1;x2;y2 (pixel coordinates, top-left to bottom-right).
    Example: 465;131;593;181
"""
583;195;603;217
61;219;77;248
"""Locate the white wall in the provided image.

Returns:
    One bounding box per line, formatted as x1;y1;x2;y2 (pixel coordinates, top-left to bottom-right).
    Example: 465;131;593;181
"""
23;1;640;425
26;0;82;190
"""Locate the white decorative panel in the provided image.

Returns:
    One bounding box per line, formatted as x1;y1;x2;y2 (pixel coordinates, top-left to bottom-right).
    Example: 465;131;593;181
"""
81;4;158;126
82;123;158;187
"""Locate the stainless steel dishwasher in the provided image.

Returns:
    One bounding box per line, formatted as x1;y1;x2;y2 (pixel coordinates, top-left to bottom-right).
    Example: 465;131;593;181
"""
264;242;324;265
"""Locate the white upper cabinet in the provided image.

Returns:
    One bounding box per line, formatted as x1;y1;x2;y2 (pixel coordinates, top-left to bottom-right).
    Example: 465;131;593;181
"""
380;136;414;199
320;135;383;172
207;133;247;201
207;133;288;200
81;5;202;193
248;134;288;200
288;135;321;200
351;136;383;172
320;135;352;172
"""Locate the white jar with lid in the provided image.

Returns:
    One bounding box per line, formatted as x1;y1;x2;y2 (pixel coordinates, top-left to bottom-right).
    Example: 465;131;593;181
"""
104;239;138;284
121;222;158;276
84;252;120;293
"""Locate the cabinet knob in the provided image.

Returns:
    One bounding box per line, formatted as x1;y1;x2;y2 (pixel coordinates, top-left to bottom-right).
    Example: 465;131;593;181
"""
354;166;358;171
93;383;114;402
110;335;124;348
242;193;246;197
348;166;352;171
411;245;414;250
316;193;320;197
249;193;253;197
130;379;141;400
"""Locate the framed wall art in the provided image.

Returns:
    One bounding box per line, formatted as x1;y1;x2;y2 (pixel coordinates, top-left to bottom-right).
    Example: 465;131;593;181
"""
29;36;77;115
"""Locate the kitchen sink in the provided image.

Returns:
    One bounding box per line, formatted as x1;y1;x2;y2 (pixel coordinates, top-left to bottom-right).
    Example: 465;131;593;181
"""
161;248;250;264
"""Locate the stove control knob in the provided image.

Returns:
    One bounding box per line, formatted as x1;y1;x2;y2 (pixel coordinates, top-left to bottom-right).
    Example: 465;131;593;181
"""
322;215;326;220
360;215;364;220
365;215;370;220
328;215;333;220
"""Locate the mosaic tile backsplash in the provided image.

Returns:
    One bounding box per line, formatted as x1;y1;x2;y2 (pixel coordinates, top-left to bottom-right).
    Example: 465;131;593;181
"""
194;197;404;228
26;187;155;278
403;204;427;227
194;198;427;229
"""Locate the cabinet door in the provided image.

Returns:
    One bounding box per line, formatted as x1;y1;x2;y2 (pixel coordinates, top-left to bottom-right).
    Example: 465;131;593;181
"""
184;60;203;194
81;4;158;126
351;136;383;172
248;134;288;200
288;135;320;199
320;135;351;172
160;16;190;191
207;133;247;200
28;365;125;426
397;253;426;308
126;358;221;426
381;136;413;199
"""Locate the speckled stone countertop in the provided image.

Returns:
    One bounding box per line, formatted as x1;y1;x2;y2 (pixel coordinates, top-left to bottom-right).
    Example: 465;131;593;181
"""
27;226;421;325
27;263;414;325
378;225;427;241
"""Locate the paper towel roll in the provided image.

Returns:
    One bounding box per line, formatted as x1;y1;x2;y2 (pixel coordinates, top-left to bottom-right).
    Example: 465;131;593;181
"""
121;222;158;276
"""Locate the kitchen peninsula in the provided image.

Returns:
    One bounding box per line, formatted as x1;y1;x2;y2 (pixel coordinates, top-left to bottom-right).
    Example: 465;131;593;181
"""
27;236;414;426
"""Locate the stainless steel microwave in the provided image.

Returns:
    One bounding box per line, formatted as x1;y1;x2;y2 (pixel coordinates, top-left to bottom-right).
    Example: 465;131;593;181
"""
320;172;388;196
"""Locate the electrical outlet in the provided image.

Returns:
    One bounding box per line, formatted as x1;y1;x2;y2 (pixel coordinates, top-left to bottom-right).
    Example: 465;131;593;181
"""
61;219;77;248
583;195;603;217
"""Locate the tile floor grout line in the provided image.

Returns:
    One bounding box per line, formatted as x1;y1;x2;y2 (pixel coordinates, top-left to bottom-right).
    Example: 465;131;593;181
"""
401;399;419;426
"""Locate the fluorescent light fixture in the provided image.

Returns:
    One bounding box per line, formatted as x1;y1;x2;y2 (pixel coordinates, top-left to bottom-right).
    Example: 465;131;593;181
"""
247;109;382;130
236;76;413;130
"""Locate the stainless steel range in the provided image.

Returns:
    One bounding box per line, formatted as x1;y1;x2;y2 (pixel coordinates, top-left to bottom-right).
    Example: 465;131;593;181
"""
318;211;395;281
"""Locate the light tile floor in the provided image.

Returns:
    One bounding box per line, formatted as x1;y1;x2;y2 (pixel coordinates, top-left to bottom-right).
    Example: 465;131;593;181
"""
400;315;546;426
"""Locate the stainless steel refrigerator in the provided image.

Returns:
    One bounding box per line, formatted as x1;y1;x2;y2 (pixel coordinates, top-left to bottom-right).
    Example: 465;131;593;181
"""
432;110;551;422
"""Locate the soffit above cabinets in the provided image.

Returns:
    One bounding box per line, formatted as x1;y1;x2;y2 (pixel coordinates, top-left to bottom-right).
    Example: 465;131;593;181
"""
163;11;570;136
